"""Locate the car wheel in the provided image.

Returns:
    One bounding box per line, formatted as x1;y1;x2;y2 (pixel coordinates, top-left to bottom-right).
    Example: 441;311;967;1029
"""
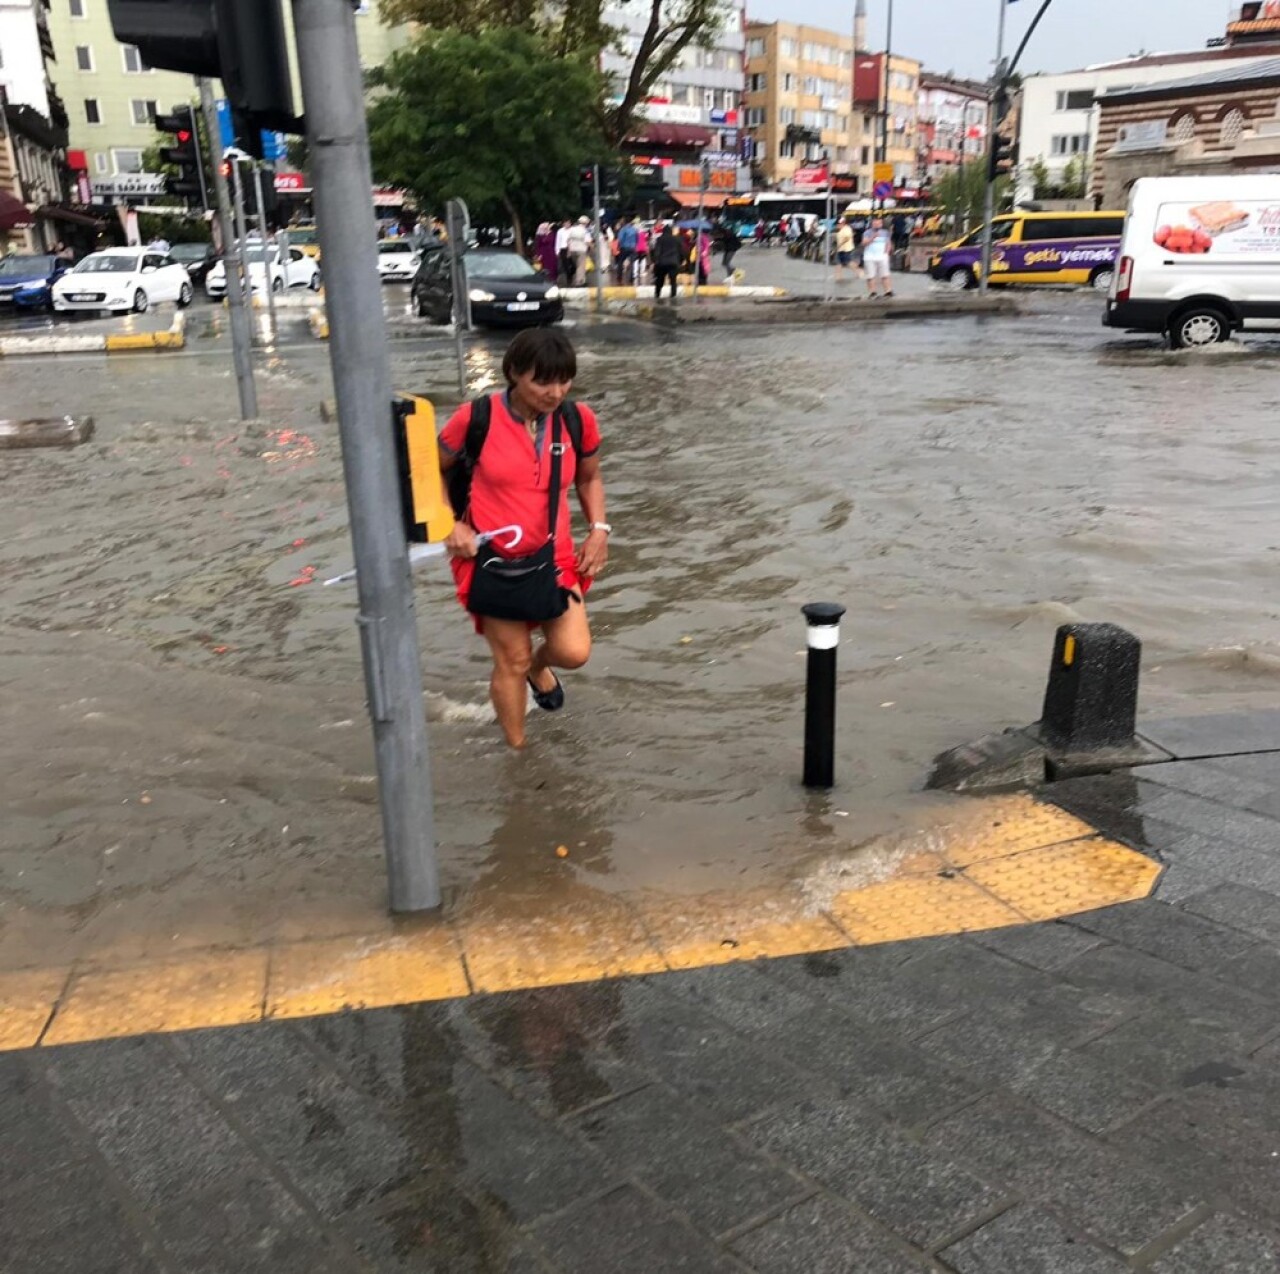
1169;305;1231;350
308;272;321;292
271;276;285;294
177;281;193;308
414;292;430;318
946;266;974;291
1089;267;1115;293
132;288;149;313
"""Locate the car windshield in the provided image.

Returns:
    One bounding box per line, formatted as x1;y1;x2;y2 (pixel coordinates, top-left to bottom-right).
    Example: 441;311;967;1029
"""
466;253;537;280
959;220;1011;247
170;244;208;260
379;242;413;254
0;255;55;277
74;255;140;273
288;228;317;244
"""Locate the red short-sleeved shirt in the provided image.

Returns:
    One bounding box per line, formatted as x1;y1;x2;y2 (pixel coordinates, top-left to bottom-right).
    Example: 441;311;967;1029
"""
440;392;601;626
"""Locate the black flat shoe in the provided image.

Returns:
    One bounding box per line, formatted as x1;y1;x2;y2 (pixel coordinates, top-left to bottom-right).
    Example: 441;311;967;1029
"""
527;671;565;711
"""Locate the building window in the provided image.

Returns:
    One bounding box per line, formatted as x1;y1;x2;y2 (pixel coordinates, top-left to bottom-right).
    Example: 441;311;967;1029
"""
1220;107;1245;145
69;0;86;14
779;139;796;158
1050;133;1089;156
746;107;765;127
93;151;108;173
131;98;158;126
746;37;765;58
748;73;766;92
75;44;94;71
779;107;796;125
121;44;149;73
84;98;101;124
782;72;794;92
1171;111;1197;142
1055;89;1094;111
779;37;796;57
112;148;143;173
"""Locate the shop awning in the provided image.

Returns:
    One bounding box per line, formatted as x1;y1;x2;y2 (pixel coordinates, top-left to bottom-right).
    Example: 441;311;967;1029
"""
626;122;712;148
0;189;34;231
36;204;103;227
668;191;730;208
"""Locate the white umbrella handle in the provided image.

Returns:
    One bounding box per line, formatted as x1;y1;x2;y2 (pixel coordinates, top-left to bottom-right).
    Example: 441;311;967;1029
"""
321;524;523;587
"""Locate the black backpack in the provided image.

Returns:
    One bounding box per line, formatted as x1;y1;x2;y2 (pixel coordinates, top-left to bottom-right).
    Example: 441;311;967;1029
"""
445;395;584;520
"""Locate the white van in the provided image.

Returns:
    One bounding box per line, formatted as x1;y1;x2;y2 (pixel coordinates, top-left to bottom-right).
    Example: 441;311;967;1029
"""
1105;175;1280;348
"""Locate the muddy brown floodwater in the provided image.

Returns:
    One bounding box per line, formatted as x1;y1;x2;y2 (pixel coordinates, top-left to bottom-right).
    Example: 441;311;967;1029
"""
4;297;1280;968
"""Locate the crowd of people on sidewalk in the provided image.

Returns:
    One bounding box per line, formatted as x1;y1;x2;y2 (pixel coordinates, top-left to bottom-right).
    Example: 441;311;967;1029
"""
531;215;744;292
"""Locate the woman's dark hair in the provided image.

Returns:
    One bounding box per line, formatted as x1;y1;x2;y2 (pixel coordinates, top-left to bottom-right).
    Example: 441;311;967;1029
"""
502;328;577;386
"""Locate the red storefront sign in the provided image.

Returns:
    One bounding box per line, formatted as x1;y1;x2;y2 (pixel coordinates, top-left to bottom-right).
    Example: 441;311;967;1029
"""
274;172;306;192
792;164;830;190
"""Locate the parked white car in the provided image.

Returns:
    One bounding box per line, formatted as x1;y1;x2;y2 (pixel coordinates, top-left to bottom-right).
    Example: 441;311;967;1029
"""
52;247;193;315
376;240;419;281
205;243;322;298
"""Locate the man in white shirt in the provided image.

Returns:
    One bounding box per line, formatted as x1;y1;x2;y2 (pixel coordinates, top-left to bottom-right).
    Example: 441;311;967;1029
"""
565;216;591;286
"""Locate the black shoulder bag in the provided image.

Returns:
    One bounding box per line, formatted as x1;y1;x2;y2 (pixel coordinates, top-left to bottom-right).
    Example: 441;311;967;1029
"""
465;411;570;624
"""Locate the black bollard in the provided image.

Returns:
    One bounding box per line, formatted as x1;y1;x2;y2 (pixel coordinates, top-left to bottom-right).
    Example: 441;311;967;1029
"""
802;602;847;789
1040;622;1141;755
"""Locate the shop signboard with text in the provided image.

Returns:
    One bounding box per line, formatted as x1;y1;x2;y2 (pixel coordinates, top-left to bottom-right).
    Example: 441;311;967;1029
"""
792;164;830;191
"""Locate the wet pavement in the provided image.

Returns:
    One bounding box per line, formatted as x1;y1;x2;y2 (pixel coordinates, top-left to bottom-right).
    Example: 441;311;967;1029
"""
4;288;1280;969
9;714;1280;1271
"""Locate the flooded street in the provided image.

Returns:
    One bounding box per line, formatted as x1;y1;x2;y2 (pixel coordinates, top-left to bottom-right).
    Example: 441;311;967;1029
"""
4;292;1280;966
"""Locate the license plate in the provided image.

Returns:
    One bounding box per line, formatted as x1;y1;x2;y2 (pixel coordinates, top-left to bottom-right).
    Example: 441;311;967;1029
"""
69;294;96;302
507;301;539;312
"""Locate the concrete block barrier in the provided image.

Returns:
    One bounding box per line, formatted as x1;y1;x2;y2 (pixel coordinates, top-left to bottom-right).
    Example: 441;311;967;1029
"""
0;310;185;357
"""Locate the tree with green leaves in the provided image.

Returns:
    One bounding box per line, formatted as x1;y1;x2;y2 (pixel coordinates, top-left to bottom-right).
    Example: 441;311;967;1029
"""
366;28;607;254
376;0;726;144
932;159;1011;229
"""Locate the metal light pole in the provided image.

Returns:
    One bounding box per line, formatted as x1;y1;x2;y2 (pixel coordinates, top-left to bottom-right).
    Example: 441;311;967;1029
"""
292;0;441;913
978;0;1007;296
197;77;256;419
228;157;256;341
251;162;279;343
692;157;709;299
591;163;605;309
878;0;894;210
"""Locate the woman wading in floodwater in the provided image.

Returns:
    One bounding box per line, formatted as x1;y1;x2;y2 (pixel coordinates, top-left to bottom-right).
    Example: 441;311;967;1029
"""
439;329;609;748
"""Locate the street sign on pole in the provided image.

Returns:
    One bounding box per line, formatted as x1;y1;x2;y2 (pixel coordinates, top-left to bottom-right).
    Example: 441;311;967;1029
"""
873;180;893;200
873;162;894;185
292;0;442;913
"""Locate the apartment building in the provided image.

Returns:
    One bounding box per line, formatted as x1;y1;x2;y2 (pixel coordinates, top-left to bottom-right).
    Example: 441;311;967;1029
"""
601;0;750;201
43;0;405;199
852;49;921;185
917;73;987;181
743;21;870;191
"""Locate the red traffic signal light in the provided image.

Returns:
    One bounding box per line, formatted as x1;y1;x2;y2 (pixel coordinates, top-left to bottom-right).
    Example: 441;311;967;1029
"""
176;128;192;143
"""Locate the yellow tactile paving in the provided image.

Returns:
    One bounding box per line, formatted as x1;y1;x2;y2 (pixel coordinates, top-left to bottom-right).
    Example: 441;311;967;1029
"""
3;796;1165;1051
965;836;1161;923
266;929;470;1020
42;950;269;1046
454;895;668;993
632;893;851;970
939;796;1098;867
829;872;1028;944
0;967;70;1050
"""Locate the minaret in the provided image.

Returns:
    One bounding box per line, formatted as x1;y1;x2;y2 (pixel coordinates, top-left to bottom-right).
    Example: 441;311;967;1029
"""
854;0;867;53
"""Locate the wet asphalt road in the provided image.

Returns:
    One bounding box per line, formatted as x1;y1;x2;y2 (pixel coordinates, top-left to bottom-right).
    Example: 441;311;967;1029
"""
3;284;1280;967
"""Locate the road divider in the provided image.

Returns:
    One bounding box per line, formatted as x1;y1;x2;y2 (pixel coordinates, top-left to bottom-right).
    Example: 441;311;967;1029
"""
0;310;185;357
559;284;785;305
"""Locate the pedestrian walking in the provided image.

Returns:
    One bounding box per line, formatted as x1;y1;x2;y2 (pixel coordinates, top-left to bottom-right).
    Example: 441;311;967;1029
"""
696;229;712;286
439;329;608;750
554;219;573;285
633;222;650;284
566;216;591;287
861;217;894;298
650;223;681;301
614;216;639;285
719;221;743;281
535;222;558;279
834;218;857;282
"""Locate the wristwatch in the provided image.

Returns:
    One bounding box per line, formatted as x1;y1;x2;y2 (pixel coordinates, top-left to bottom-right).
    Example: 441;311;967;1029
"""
590;521;612;535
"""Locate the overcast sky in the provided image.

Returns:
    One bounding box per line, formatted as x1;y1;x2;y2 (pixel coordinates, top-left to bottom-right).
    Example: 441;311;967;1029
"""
744;0;1237;80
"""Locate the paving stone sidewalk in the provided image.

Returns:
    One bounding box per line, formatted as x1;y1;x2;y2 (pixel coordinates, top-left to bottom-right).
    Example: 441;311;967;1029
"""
8;713;1280;1272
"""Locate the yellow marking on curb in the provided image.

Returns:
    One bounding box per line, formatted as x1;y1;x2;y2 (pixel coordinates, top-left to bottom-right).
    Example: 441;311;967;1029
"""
0;967;70;1050
830;873;1026;944
104;314;185;353
42;950;268;1046
965;836;1159;922
4;795;1164;1051
266;928;469;1020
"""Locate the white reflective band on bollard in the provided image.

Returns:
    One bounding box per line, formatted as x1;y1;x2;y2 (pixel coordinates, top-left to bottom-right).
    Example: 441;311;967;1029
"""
807;624;840;650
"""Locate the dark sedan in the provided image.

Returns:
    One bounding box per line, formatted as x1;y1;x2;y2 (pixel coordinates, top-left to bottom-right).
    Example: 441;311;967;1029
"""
411;247;562;327
0;253;71;311
168;242;217;287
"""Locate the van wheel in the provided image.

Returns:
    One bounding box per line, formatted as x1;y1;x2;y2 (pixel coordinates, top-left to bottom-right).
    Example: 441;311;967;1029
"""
946;266;974;291
1169;306;1231;350
1089;267;1114;293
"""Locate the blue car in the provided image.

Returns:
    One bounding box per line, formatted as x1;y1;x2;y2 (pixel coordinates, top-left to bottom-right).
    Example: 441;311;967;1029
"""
0;253;71;311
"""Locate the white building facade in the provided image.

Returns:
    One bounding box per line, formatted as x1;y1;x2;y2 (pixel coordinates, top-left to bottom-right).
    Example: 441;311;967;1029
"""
1017;46;1280;204
0;0;56;117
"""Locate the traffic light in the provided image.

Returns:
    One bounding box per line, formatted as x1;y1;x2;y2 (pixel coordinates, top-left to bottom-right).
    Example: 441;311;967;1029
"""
106;0;301;157
987;85;1018;179
156;105;206;207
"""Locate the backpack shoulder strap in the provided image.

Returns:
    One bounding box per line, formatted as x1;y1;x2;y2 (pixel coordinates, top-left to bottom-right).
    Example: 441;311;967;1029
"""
559;399;584;460
464;394;492;466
